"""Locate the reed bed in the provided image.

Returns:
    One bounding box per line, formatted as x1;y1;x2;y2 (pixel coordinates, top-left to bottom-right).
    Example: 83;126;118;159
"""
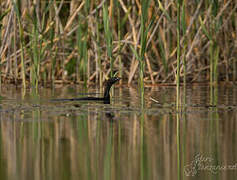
0;0;236;87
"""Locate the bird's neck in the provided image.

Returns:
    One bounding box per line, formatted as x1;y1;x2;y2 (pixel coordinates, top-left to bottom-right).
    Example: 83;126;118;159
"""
103;83;112;100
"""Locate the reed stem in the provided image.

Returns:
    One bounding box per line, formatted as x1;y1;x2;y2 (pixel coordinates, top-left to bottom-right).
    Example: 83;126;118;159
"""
12;0;26;89
140;0;151;106
103;3;113;77
176;0;181;109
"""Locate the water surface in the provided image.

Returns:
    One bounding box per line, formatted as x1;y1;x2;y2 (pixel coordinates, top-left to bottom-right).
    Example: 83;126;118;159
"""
0;85;236;179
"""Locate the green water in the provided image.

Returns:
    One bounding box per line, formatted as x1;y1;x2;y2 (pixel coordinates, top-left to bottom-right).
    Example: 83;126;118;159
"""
0;85;236;180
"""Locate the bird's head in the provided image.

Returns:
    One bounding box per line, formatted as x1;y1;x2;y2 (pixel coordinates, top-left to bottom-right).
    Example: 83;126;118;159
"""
106;76;121;86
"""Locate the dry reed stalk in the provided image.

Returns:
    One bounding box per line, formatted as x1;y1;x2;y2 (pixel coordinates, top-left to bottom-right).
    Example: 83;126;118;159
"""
0;0;236;85
64;1;85;32
145;55;155;84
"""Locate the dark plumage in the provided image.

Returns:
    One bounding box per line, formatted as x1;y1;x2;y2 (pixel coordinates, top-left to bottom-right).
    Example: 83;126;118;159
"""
51;77;120;104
